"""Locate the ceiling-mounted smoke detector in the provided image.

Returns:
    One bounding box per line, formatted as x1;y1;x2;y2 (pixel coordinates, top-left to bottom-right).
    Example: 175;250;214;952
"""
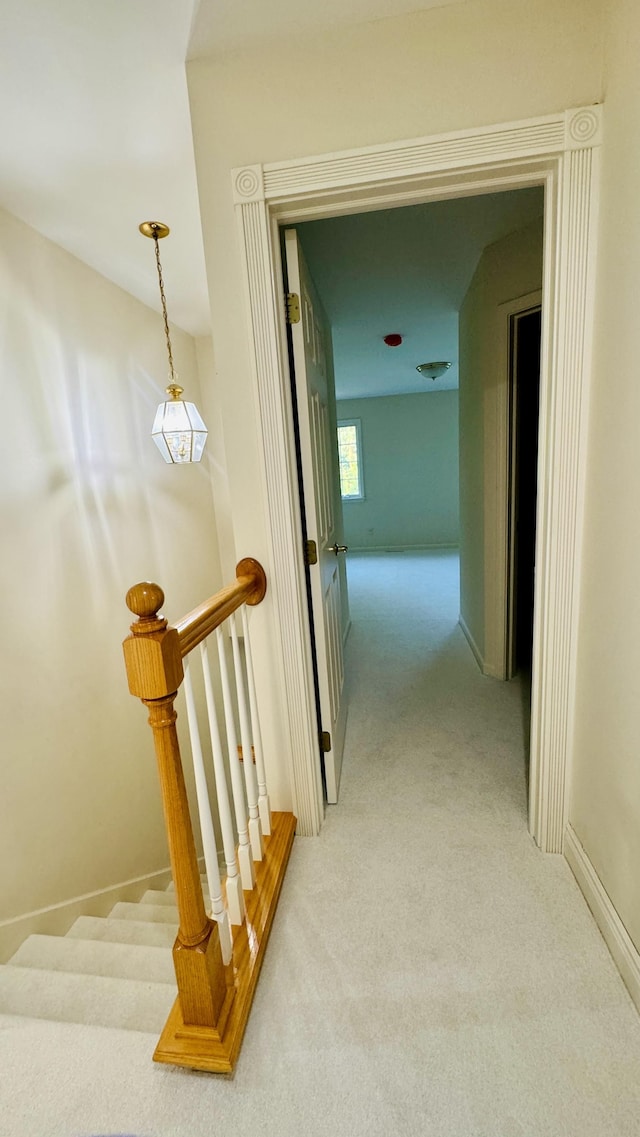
416;361;452;381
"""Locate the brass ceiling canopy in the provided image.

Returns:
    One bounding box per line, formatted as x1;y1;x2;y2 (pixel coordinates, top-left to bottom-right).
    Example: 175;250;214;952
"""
139;221;170;240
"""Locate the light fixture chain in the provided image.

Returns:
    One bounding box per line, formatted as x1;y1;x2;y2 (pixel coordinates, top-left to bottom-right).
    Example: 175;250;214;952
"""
153;234;177;384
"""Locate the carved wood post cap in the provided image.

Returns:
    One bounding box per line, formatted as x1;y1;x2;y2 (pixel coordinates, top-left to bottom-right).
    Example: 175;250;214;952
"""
122;579;183;697
126;582;167;634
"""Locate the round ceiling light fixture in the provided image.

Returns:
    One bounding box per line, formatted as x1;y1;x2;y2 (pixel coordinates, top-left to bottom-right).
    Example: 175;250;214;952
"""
383;333;403;347
416;361;452;381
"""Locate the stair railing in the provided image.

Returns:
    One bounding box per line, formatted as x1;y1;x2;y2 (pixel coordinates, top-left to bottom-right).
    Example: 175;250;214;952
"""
123;558;296;1073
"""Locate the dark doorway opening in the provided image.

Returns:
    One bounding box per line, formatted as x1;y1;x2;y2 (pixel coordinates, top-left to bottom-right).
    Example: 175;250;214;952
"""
509;307;542;673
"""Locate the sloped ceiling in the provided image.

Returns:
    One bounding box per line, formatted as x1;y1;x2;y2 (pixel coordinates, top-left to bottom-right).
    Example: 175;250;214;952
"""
0;0;468;338
0;0;207;334
0;0;532;353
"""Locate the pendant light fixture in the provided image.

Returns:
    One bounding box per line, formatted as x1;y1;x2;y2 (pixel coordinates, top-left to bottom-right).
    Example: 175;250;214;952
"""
140;221;208;463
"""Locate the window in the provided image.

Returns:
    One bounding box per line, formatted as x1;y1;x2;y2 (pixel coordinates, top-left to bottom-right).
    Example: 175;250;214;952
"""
337;419;364;500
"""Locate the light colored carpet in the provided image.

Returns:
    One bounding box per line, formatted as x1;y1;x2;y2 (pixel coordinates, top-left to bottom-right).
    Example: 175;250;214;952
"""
1;549;640;1136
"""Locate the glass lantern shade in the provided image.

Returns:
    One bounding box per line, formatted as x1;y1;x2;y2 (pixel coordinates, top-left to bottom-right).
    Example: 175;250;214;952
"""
151;396;208;463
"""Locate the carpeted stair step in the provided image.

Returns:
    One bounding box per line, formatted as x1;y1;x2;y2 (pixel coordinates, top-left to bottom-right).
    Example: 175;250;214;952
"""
0;965;175;1032
8;934;176;985
165;874;208;892
140;886;210;905
139;889;180;908
66;915;177;948
108;901;180;924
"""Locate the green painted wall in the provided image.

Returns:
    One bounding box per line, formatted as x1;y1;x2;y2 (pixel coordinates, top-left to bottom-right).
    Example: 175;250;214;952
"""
337;391;459;550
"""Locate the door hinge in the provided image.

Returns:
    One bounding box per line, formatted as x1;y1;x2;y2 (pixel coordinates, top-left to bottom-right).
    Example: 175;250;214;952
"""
305;538;318;566
321;730;332;753
286;292;300;324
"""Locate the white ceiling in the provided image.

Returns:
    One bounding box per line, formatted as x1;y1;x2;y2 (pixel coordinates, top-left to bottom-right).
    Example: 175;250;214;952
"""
296;188;544;400
0;0;469;339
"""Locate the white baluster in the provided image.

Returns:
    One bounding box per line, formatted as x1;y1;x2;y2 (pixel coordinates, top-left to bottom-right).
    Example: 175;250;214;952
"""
216;625;255;890
230;612;264;861
241;605;271;836
200;639;245;927
182;659;232;964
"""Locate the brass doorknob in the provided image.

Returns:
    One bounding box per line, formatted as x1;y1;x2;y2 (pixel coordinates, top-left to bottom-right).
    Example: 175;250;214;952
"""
331;544;348;555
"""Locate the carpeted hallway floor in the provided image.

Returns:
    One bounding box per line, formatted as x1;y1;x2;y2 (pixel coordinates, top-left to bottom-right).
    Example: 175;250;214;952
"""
2;549;640;1136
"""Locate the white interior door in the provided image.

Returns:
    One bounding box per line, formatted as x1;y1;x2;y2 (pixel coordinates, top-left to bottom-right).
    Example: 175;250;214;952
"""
285;228;347;803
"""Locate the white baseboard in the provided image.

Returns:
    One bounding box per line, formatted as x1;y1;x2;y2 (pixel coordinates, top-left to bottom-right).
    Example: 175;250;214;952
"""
564;823;640;1013
347;543;459;553
458;615;505;679
458;614;485;672
0;864;175;963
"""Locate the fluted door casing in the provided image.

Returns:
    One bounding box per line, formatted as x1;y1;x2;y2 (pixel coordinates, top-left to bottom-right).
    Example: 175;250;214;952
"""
231;105;602;853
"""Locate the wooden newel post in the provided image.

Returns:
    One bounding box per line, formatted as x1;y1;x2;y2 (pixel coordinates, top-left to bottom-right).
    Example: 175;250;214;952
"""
123;582;232;1030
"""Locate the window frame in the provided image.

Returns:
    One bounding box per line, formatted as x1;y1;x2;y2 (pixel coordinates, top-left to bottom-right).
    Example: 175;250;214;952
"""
337;417;365;501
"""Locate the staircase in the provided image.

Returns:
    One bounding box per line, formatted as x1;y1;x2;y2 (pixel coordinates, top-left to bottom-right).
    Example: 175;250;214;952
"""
0;880;194;1039
0;559;296;1074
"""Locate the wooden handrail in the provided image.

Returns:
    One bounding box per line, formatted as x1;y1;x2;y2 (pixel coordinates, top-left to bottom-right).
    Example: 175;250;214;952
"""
122;555;296;1073
122;559;267;1036
176;558;267;657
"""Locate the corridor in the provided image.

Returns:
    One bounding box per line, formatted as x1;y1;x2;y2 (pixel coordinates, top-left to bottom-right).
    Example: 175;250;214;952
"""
250;550;640;1135
3;551;640;1136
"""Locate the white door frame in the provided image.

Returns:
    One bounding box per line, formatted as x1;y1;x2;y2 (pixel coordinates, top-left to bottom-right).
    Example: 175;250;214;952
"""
231;105;602;851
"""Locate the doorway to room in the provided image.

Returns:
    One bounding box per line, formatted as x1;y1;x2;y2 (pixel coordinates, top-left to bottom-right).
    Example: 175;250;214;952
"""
508;305;542;677
283;188;545;805
233;109;600;848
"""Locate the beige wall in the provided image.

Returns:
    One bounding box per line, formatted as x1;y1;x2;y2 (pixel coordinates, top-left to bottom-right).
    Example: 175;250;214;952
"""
189;0;603;168
0;207;222;935
570;0;640;952
459;219;544;670
187;0;604;809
